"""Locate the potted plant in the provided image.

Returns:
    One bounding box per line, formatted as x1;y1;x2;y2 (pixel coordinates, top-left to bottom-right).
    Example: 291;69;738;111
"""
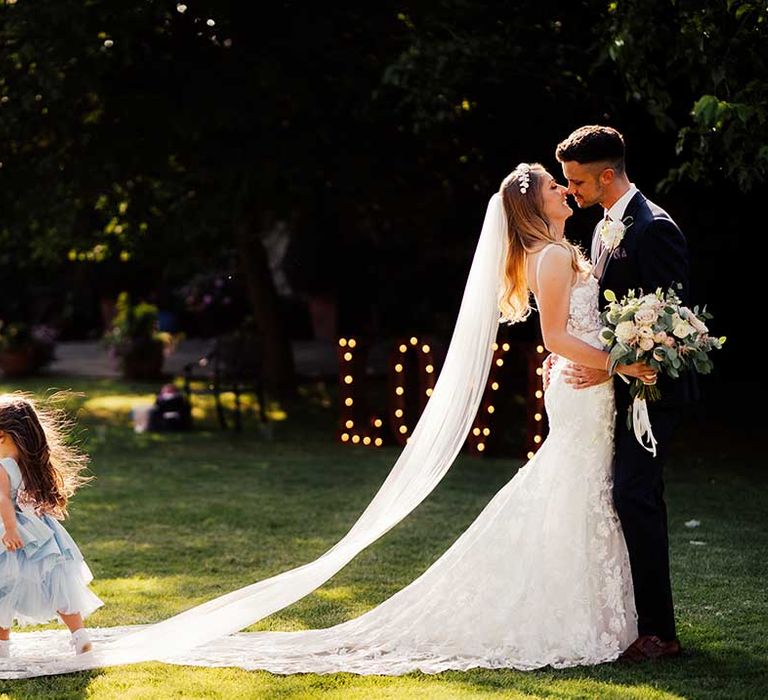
0;321;57;377
104;293;174;380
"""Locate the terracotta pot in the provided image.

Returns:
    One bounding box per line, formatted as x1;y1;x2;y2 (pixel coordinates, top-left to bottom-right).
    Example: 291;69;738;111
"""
0;350;35;377
119;339;164;380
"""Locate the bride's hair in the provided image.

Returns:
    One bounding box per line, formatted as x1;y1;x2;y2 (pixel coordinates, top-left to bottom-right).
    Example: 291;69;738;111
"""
498;163;589;324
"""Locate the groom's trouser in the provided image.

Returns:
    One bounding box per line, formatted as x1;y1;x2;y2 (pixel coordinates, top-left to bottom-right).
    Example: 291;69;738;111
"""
612;396;680;642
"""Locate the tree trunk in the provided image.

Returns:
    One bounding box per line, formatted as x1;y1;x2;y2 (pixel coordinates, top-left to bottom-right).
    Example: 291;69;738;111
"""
234;215;297;400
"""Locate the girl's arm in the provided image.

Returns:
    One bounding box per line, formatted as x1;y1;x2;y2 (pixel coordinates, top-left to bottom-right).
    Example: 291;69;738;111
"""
536;246;648;378
0;470;22;551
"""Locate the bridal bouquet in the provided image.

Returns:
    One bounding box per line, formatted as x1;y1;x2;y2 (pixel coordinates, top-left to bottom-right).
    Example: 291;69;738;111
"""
599;284;725;455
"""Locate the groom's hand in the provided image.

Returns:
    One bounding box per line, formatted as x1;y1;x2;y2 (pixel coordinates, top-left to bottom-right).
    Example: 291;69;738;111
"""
563;364;610;389
542;353;557;391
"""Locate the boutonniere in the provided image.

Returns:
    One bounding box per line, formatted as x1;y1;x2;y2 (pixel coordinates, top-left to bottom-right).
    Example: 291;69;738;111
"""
600;216;633;252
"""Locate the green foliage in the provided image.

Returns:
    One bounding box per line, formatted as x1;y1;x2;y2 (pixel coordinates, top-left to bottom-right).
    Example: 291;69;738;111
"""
103;292;167;355
603;0;768;190
0;320;55;371
0;320;38;352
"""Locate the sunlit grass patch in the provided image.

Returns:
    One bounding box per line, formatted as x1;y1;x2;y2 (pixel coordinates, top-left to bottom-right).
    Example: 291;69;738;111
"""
0;376;762;699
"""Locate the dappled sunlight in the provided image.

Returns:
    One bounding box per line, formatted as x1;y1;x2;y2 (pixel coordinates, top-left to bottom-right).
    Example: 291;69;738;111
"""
79;389;287;428
183;382;288;422
82;393;157;423
74;667;693;700
315;586;358;602
100;575;186;597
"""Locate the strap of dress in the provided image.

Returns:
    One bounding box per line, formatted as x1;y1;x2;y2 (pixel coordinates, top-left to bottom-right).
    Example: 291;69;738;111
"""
0;457;22;491
535;243;557;290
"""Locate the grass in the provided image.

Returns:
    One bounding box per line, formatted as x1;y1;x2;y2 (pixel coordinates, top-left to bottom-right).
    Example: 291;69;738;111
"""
0;375;765;699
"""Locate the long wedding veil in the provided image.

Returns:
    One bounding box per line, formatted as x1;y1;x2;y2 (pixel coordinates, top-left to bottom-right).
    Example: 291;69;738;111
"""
25;193;510;676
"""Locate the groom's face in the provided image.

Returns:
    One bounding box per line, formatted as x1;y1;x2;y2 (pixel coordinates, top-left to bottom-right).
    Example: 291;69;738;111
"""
560;161;606;209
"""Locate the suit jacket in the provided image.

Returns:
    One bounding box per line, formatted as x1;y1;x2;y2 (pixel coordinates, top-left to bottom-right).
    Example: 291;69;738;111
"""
593;191;699;408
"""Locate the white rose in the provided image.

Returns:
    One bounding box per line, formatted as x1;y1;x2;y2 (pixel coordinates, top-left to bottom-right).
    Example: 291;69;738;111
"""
639;337;655;351
635;307;658;325
673;319;694;338
615;321;637;344
637;326;654;339
687;313;709;334
654;330;669;343
640;295;664;314
600;220;626;251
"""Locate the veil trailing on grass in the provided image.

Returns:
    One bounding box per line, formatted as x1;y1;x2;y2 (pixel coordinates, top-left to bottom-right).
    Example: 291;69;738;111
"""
9;194;510;678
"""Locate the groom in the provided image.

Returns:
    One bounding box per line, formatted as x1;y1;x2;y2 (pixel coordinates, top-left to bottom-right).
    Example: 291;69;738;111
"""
555;125;697;661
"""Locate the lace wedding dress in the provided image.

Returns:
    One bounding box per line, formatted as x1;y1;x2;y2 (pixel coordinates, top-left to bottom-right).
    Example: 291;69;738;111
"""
166;258;636;674
0;203;637;679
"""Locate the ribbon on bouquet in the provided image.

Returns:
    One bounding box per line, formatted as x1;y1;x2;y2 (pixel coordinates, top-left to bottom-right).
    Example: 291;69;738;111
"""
632;397;658;457
616;372;658;457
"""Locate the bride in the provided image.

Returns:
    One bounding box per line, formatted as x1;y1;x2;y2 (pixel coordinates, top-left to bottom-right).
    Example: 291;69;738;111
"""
2;164;658;678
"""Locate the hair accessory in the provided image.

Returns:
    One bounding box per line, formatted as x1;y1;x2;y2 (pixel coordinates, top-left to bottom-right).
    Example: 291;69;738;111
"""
518;164;531;194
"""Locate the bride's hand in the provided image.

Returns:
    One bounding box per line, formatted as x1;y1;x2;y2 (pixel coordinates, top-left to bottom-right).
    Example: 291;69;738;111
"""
618;361;658;385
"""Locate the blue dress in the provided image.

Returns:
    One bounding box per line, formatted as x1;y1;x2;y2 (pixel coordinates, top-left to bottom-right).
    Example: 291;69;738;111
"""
0;457;103;628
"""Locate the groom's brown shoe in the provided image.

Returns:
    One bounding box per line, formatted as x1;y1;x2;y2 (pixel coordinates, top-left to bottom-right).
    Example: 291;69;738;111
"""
619;635;682;663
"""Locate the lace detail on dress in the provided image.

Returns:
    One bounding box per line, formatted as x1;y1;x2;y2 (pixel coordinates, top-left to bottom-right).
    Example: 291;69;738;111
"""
567;273;602;347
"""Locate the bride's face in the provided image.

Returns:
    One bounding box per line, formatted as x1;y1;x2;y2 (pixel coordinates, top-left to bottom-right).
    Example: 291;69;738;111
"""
540;173;573;224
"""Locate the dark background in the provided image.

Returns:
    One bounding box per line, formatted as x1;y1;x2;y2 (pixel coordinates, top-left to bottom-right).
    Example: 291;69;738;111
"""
0;1;761;426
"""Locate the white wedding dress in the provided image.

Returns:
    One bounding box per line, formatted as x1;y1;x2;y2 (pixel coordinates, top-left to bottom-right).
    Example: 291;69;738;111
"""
165;260;638;674
0;205;637;679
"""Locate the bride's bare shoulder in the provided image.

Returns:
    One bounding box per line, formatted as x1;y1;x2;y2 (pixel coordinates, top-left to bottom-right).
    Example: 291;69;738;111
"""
528;245;576;297
528;244;570;277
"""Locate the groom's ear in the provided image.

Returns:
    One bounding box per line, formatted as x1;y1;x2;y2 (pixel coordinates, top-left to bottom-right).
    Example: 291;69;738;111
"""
598;167;616;186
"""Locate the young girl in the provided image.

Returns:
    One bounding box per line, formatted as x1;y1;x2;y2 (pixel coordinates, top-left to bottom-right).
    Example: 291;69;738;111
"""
0;393;103;657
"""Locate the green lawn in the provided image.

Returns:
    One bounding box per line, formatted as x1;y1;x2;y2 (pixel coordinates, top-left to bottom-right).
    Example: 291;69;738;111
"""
0;376;764;699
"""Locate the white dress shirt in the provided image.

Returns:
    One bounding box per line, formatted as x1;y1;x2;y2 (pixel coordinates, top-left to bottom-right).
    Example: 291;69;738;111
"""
604;183;639;223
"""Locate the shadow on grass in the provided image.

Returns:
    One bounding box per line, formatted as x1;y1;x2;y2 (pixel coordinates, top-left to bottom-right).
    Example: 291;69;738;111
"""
1;669;103;700
230;640;766;699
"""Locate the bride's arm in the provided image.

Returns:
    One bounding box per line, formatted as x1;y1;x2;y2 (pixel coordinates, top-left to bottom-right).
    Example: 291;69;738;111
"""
537;246;649;379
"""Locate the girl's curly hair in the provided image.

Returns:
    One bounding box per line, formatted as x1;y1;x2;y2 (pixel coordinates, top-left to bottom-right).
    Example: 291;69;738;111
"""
0;393;91;519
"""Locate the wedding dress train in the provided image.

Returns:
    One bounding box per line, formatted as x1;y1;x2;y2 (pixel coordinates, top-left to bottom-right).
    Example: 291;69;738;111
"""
0;199;636;678
158;267;638;674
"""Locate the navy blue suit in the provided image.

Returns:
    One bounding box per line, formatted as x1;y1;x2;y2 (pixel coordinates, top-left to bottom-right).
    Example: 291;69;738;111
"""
596;190;696;642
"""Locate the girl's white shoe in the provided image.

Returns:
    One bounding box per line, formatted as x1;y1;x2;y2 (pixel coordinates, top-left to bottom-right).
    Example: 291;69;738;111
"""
71;628;92;655
0;640;9;658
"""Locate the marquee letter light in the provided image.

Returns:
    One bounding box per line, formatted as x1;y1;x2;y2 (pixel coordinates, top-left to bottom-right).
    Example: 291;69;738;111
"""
464;339;547;457
337;337;384;448
526;343;547;460
337;336;546;458
389;336;436;447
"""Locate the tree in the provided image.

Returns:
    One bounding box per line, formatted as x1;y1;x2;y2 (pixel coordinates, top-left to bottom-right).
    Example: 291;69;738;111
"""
1;0;755;397
602;0;768;191
0;0;409;396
